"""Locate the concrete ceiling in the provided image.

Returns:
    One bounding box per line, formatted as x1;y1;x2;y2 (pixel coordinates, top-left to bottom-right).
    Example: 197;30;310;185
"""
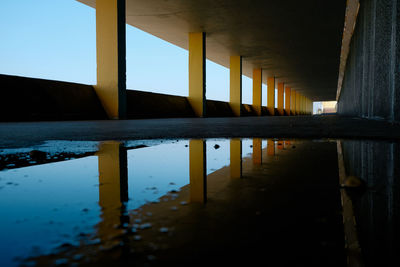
77;0;346;101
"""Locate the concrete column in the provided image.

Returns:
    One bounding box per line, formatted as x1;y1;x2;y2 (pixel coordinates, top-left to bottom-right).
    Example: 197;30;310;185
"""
96;141;128;240
253;138;262;164
96;0;126;119
230;139;242;178
267;139;275;156
189;139;207;203
285;87;291;115
252;68;262;116
296;92;301;115
291;90;296;115
267;77;275;115
188;32;206;117
277;82;284;116
300;95;304;115
230;56;242;116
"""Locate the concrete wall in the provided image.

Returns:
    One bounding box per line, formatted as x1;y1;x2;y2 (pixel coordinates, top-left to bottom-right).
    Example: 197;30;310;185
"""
337;0;400;121
0;74;261;121
341;140;400;266
0;74;107;121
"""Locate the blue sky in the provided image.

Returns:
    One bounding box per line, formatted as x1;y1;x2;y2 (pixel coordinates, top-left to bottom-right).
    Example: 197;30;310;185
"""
0;0;264;104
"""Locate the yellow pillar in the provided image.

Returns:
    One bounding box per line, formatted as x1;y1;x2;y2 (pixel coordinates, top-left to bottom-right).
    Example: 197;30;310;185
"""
296;92;301;115
291;90;296;115
300;95;303;115
252;69;262;116
267;139;275;156
253;138;262;165
277;82;284;116
230;56;242;116
188;32;206;117
96;141;128;240
96;0;126;119
267;77;275;115
285;87;291;115
230;139;242;178
189;140;207;203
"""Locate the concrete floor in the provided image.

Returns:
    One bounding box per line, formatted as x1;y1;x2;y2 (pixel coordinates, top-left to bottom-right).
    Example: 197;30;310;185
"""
1;115;400;149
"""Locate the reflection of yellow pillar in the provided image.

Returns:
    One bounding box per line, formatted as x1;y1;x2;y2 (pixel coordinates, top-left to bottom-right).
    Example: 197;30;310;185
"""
277;82;284;116
267;77;275;115
267;139;275;156
252;69;262;116
230;139;242;178
285;87;291;116
95;0;126;119
96;141;128;240
189;140;207;203
291;90;296;115
188;32;206;117
253;138;262;165
230;56;242;116
277;141;284;150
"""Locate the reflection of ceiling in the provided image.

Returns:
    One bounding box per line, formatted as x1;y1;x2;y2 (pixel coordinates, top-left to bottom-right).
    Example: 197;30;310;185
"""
77;0;346;101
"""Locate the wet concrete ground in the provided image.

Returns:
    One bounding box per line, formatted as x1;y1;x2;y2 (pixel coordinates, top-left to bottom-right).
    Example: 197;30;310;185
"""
1;115;400;148
12;139;344;266
1;136;398;266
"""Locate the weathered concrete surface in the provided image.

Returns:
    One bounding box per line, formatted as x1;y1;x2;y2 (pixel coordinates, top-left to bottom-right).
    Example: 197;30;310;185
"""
337;0;400;122
0;74;107;121
1;115;400;149
341;140;400;267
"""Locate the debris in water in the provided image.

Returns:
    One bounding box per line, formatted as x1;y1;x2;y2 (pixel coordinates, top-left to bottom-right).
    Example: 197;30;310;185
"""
159;227;169;233
140;223;152;229
214;144;220;149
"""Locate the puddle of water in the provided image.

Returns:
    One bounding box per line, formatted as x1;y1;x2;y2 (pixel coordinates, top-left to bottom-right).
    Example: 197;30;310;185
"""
0;138;398;266
0;138;264;266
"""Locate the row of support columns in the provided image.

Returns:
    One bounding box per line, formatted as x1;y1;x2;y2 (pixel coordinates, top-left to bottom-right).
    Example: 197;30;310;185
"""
95;0;313;119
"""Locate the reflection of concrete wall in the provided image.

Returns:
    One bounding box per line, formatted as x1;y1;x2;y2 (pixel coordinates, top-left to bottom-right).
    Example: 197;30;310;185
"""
337;0;400;122
341;140;399;266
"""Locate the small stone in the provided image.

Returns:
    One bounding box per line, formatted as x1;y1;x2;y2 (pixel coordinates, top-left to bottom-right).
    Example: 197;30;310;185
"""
73;254;83;261
133;235;142;241
54;258;69;265
170;206;178;211
159;227;169;233
147;255;156;261
140;223;152;229
29;150;47;161
134;218;142;224
82;208;89;213
180;201;188;206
